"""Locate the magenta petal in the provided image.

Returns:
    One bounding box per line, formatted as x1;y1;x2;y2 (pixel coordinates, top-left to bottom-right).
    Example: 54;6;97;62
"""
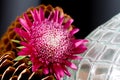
39;8;45;21
58;16;64;24
14;28;30;40
57;64;64;77
64;19;74;29
18;51;28;55
53;10;59;22
32;63;41;72
20;42;30;47
19;18;30;33
53;64;61;80
55;73;60;80
74;39;88;48
65;61;77;70
43;67;49;75
30;9;39;22
73;45;87;54
62;66;71;77
53;63;64;77
70;28;79;36
48;12;53;20
69;55;82;60
74;39;84;47
23;13;32;27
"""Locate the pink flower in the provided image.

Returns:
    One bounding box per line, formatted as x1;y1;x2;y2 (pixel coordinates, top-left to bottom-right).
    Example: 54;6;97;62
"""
14;7;88;80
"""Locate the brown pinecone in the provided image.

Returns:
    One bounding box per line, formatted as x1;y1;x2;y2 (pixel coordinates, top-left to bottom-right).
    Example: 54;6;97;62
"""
0;51;55;80
0;4;73;54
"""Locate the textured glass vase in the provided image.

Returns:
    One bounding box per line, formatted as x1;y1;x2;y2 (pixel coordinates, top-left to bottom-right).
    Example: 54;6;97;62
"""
64;13;120;80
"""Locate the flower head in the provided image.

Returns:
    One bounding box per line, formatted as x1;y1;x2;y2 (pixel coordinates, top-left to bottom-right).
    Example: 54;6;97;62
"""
14;6;88;80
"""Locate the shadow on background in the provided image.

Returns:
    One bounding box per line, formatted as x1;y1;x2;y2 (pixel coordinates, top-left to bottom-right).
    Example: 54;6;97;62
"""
1;0;120;38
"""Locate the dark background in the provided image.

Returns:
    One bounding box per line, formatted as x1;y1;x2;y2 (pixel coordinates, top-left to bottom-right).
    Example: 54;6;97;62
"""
1;0;120;38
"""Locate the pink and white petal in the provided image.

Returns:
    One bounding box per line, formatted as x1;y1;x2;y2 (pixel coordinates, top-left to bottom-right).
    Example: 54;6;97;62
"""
69;55;82;60
32;63;41;72
30;9;39;22
54;73;61;80
64;61;77;70
73;47;87;54
53;63;64;77
48;12;54;20
53;64;61;80
56;64;64;77
23;13;32;27
73;39;88;48
20;42;30;47
70;28;79;36
73;46;87;54
64;19;74;29
62;65;71;77
39;8;45;21
14;28;30;40
58;16;64;24
53;10;59;22
19;18;30;33
42;67;49;75
18;50;29;55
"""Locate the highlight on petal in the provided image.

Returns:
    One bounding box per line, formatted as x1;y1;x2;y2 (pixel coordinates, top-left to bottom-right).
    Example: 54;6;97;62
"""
21;48;31;54
23;13;32;27
30;9;39;22
32;63;41;72
64;19;74;29
58;16;64;24
19;18;30;33
53;63;64;80
14;28;30;40
69;55;82;60
64;61;77;70
73;39;88;48
39;8;45;21
53;10;59;22
43;67;49;75
70;28;80;36
62;65;71;77
73;45;87;54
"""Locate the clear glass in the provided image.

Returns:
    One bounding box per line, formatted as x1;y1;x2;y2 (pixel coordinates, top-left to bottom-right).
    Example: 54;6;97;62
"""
64;13;120;80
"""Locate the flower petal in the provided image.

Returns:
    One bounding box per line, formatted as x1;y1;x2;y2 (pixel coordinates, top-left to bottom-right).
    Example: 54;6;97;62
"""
62;65;71;77
64;19;73;29
18;51;28;56
32;63;41;72
23;13;32;27
39;8;45;21
73;39;88;48
74;44;87;54
69;55;82;60
19;18;30;33
14;28;30;40
30;9;40;22
58;16;64;24
70;28;79;36
53;63;64;77
64;61;77;70
43;67;49;75
48;12;54;20
53;10;59;22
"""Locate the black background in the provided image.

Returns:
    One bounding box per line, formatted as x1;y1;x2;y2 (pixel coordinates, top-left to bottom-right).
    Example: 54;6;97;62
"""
1;0;120;38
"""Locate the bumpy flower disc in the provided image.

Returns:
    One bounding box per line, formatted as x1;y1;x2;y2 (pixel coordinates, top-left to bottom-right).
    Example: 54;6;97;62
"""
14;5;88;80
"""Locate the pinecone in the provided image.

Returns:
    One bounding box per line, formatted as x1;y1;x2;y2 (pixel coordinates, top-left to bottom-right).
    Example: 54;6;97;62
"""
0;51;55;80
0;4;73;54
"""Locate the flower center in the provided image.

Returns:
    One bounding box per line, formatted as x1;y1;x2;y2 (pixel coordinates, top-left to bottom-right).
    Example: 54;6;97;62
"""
31;20;73;63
